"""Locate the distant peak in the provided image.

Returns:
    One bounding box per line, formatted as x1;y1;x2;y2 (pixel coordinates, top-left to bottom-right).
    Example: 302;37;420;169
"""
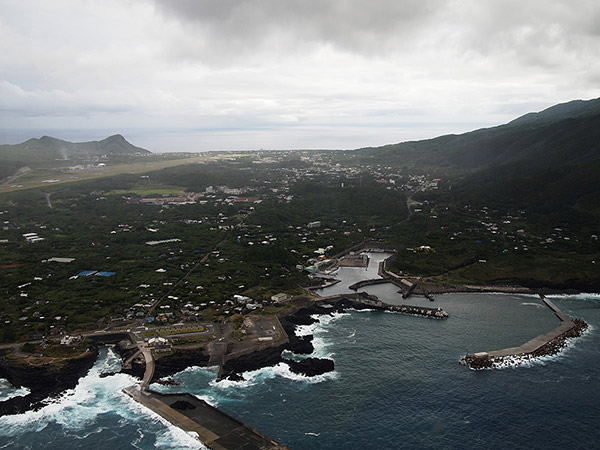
38;135;64;144
101;134;128;144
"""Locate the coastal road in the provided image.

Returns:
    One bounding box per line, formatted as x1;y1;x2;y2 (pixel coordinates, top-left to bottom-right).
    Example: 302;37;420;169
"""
406;191;422;218
44;192;53;208
139;345;155;391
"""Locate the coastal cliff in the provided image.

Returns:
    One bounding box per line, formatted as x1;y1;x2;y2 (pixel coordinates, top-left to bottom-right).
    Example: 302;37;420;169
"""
0;346;99;416
216;294;417;381
151;348;210;381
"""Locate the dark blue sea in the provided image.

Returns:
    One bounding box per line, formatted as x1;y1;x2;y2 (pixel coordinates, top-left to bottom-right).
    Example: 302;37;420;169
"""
1;253;599;449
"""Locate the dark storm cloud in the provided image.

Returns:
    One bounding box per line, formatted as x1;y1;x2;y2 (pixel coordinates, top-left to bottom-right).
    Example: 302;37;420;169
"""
150;0;600;69
456;0;600;68
150;0;441;59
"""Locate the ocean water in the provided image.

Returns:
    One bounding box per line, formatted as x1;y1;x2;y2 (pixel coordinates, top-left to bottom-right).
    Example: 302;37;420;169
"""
0;348;204;450
1;255;599;449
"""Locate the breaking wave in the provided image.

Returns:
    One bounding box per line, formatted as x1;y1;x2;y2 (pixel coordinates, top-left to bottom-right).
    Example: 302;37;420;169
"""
547;293;600;302
0;347;205;449
0;380;30;402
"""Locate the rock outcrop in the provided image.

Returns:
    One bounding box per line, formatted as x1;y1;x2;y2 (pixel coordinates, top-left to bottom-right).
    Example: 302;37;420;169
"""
0;346;99;416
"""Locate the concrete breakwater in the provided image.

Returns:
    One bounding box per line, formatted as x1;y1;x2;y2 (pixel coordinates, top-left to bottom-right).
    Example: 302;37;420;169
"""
316;292;448;319
347;277;435;302
123;387;288;449
462;296;588;369
348;278;404;290
122;342;289;449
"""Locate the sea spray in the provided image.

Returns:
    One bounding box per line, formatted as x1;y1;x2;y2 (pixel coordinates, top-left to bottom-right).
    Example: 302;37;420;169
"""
0;348;205;450
547;293;600;301
0;380;30;402
2;290;598;450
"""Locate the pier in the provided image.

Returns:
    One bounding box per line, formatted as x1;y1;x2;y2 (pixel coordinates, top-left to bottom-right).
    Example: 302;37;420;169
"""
462;295;587;369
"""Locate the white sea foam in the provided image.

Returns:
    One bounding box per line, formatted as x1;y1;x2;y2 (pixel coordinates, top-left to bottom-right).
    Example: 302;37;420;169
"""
0;379;30;402
0;348;206;449
481;324;594;371
310;336;335;359
171;365;219;378
258;362;338;384
211;360;338;391
346;307;376;313
307;312;351;358
521;302;544;308
281;350;304;361
295;322;319;337
547;293;600;301
312;311;350;326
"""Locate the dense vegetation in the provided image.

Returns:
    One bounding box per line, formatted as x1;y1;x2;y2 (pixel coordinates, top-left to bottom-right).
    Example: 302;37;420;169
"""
1;97;599;343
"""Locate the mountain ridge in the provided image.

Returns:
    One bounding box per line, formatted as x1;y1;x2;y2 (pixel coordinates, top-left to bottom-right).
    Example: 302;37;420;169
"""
355;97;600;174
6;134;150;159
0;134;151;181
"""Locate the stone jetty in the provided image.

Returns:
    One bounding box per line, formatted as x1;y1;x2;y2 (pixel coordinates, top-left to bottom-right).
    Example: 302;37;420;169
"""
462;295;588;369
315;292;448;319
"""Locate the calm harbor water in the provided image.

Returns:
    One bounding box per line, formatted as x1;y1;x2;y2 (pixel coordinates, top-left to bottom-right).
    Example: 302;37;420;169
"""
1;253;599;449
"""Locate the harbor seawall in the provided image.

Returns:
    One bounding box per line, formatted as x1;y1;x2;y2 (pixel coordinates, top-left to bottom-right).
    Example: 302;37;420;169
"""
123;387;288;449
462;296;588;369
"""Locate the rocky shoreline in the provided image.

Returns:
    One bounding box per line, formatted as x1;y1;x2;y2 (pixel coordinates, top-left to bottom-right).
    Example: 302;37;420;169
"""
403;281;597;297
0;286;593;416
0;345;99;417
148;295;384;384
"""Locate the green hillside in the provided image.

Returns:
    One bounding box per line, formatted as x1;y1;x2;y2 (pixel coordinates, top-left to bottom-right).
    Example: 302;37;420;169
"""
356;98;600;174
0;134;151;180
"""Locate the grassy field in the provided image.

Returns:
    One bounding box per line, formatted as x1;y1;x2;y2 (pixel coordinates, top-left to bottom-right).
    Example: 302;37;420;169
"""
107;187;185;196
144;326;207;338
0;155;209;194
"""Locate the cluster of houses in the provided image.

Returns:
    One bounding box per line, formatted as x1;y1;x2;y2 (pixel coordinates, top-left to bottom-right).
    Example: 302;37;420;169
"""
23;232;44;243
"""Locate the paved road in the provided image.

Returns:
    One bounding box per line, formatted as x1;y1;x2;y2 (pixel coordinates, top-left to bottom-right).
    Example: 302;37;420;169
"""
139;345;155;391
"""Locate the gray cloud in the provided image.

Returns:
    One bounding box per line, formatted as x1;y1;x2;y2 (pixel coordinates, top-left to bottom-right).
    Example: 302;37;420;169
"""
151;0;600;71
0;0;599;150
151;0;441;61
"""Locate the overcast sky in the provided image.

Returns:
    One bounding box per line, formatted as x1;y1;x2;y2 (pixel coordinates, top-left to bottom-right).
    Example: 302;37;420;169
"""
1;0;599;152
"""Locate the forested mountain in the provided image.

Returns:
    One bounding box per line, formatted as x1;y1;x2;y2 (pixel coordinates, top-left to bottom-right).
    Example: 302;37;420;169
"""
0;134;151;180
356;97;600;175
356;98;600;224
0;134;150;163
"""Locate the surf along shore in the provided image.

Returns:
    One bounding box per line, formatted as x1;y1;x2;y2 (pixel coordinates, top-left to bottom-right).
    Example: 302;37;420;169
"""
0;240;592;448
